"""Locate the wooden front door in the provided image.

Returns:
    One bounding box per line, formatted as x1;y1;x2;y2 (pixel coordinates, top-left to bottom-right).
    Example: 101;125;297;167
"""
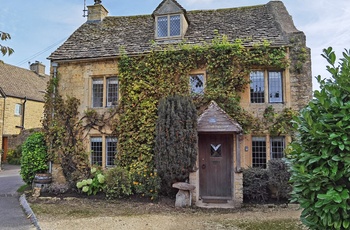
199;134;233;199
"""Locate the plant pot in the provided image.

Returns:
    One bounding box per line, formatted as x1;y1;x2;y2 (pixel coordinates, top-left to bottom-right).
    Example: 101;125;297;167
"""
33;173;52;184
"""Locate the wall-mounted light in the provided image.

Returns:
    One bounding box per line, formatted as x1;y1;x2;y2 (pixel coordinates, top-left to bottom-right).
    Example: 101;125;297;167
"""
245;146;248;152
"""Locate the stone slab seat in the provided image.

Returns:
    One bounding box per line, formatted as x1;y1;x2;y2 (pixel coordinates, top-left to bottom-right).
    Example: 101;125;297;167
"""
172;182;196;207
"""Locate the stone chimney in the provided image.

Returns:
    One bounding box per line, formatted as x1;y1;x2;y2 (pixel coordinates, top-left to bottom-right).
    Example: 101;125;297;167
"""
30;61;45;76
87;0;108;22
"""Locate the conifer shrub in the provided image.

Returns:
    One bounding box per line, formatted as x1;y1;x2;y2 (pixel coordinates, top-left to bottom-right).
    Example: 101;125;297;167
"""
154;95;198;196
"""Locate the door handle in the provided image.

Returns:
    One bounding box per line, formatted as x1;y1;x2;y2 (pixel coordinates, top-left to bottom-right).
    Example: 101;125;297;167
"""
202;164;206;169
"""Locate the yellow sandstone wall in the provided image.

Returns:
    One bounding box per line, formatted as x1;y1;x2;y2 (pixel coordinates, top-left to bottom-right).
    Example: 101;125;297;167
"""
2;97;44;136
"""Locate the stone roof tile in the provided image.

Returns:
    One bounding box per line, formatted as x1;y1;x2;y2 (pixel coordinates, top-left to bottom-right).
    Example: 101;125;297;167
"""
0;63;49;102
49;1;298;61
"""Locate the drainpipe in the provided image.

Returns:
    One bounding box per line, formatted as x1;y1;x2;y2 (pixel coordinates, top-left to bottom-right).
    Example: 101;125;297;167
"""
21;97;27;130
49;62;58;173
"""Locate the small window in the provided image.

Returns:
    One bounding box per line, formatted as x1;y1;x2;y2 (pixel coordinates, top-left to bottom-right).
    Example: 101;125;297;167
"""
91;137;103;166
107;78;118;107
268;72;283;103
270;137;285;159
157;14;181;38
252;137;266;168
91;76;118;108
14;104;22;116
250;71;283;104
250;71;265;103
190;74;205;95
92;78;103;108
106;137;117;167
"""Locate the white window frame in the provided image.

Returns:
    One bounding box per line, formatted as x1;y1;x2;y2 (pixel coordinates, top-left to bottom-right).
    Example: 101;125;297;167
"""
14;103;22;116
156;14;182;39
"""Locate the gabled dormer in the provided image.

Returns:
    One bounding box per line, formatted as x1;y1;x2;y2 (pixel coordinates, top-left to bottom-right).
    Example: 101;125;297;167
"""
152;0;189;40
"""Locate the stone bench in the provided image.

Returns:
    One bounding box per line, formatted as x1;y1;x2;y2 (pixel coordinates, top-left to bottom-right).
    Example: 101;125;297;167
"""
172;182;196;207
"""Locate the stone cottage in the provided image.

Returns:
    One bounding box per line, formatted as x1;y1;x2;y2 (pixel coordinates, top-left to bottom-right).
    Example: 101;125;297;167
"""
0;61;48;163
48;0;312;207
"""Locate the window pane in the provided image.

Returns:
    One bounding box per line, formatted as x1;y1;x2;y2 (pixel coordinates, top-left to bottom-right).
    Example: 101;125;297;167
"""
92;78;103;107
107;77;118;107
170;15;180;36
252;137;266;168
157;16;168;37
269;71;283;103
271;137;285;159
250;71;265;103
91;137;103;166
106;137;117;166
190;74;204;94
15;104;22;115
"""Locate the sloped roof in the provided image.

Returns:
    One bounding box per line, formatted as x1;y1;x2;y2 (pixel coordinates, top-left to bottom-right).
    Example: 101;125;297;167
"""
0;62;49;102
49;1;300;61
153;0;186;16
198;101;242;133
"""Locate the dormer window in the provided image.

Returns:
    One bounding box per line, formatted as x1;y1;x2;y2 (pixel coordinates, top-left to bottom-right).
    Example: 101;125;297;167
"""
157;15;181;38
153;0;189;40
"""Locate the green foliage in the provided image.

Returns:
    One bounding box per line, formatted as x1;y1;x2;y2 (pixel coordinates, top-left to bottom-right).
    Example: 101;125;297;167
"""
154;95;198;195
6;145;22;165
104;162;160;200
105;166;133;199
0;31;14;56
20;132;48;185
267;159;292;201
129;161;160;200
117;35;288;169
243;167;269;203
288;47;350;230
76;167;105;196
243;159;291;203
42;76;90;187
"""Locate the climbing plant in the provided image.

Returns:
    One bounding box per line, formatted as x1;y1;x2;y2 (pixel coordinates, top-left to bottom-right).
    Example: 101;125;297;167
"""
42;76;91;187
117;36;289;167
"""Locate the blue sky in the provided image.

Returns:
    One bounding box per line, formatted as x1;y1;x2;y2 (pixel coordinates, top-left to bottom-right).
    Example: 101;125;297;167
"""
1;0;349;90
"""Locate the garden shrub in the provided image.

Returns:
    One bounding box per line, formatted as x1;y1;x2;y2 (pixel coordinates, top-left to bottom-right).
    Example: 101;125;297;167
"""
243;167;269;203
129;161;160;200
267;159;291;201
20;132;48;185
105;166;132;199
288;48;350;229
76;167;105;195
154;95;198;196
7;145;22;165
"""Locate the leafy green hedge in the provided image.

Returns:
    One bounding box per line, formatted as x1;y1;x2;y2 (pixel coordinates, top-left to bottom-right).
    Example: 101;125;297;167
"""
20;132;48;185
243;159;291;203
288;48;350;230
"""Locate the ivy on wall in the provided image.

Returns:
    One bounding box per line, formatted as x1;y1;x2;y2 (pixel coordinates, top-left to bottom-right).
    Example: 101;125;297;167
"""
116;36;289;166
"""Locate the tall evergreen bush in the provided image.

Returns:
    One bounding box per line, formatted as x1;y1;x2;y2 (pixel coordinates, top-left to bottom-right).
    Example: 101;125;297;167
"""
154;95;198;195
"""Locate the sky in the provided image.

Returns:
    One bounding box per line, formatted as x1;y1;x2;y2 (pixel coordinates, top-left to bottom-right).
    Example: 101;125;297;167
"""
1;0;349;90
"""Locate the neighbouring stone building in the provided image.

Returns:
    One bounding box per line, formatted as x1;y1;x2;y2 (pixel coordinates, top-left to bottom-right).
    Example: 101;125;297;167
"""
48;0;312;207
0;61;48;163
